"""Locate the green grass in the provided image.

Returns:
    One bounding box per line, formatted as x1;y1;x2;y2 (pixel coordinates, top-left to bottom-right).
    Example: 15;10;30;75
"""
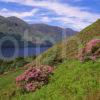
0;69;24;100
0;60;100;100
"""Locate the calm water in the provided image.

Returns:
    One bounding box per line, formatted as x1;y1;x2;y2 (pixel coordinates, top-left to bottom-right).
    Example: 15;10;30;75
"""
0;46;51;60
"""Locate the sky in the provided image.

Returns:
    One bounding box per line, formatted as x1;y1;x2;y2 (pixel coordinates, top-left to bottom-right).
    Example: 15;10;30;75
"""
0;0;100;31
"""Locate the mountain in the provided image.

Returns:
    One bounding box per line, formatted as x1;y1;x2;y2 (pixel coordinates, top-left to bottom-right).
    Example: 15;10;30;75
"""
0;16;77;47
0;16;29;34
30;24;77;44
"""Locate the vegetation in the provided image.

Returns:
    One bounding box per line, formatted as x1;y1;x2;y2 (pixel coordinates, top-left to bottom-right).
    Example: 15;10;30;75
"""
0;56;36;74
0;69;24;100
0;19;100;100
78;39;100;62
0;60;100;100
16;65;54;92
30;19;100;66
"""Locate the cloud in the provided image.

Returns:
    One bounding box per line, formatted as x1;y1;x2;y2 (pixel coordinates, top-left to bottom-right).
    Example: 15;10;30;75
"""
51;16;90;30
24;16;51;23
40;16;51;23
1;0;100;30
0;8;39;18
1;8;8;12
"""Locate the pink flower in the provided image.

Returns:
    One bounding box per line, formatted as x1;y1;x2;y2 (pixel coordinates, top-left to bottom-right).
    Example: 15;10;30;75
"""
16;65;54;92
16;74;25;82
90;56;96;61
25;83;33;91
47;67;54;73
78;39;100;61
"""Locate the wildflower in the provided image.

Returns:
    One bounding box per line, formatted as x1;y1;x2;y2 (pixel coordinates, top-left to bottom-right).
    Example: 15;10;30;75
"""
78;39;100;61
25;83;33;92
16;65;54;92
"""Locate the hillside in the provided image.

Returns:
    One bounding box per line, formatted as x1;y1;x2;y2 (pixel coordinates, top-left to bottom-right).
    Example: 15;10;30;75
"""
0;16;77;46
30;19;100;66
0;19;100;100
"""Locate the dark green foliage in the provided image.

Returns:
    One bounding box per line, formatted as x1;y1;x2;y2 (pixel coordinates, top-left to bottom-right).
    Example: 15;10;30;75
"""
0;56;36;74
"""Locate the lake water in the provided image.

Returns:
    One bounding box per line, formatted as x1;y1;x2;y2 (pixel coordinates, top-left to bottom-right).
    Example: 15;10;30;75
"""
0;46;51;60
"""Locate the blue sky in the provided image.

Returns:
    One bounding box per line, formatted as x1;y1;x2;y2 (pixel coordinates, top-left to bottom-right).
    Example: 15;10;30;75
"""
0;0;100;31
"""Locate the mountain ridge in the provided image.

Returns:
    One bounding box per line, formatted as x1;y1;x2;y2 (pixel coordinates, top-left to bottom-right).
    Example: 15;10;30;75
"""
0;15;78;46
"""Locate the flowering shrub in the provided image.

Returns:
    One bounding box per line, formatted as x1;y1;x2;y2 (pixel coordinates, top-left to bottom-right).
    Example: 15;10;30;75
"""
16;65;54;92
78;39;100;62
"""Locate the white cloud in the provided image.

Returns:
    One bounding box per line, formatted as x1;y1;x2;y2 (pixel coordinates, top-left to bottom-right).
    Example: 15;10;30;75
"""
1;8;8;12
40;16;51;23
0;8;39;18
1;0;100;30
51;16;90;30
24;16;51;23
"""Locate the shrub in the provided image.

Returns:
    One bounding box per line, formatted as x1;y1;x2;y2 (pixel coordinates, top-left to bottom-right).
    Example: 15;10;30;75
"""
0;66;5;74
78;39;100;62
16;65;54;92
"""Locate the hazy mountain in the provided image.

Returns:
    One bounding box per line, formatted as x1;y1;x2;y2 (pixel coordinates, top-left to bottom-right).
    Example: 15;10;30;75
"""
0;16;78;47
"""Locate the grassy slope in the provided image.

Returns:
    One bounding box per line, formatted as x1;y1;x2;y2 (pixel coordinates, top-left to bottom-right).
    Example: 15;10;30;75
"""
30;19;100;66
0;69;24;100
0;60;100;100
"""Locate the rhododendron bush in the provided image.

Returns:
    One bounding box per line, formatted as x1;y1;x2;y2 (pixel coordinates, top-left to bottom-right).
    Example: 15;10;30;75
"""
78;39;100;61
16;65;54;92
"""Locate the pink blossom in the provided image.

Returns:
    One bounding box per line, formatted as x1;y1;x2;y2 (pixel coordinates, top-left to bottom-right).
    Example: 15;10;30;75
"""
16;65;54;92
78;39;100;61
25;83;33;91
90;56;96;61
47;67;54;73
16;74;25;82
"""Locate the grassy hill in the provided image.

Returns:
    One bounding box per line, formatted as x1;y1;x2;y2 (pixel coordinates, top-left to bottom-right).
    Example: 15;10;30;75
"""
30;19;100;66
0;19;100;100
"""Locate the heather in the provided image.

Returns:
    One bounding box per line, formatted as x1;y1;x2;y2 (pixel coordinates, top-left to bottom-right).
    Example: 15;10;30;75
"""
16;65;54;92
78;39;100;62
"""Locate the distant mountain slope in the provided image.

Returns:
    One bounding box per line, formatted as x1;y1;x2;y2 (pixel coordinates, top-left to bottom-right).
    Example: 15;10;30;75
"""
0;16;29;35
0;16;77;46
31;19;100;66
30;24;77;44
